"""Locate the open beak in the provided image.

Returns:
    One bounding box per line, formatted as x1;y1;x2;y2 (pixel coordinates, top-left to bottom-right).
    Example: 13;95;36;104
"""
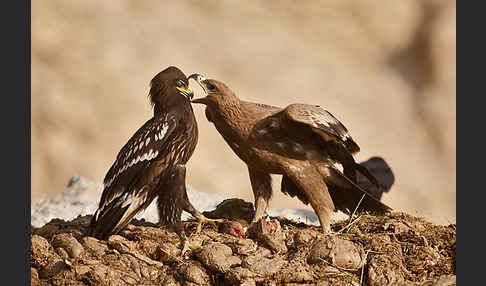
191;97;208;104
188;73;209;104
176;86;194;100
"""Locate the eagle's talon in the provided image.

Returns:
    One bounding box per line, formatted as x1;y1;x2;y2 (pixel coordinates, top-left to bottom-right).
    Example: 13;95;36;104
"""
195;216;224;233
181;240;201;256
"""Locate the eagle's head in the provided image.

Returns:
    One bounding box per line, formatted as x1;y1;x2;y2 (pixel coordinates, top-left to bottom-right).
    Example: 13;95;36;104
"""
188;74;238;107
149;66;194;112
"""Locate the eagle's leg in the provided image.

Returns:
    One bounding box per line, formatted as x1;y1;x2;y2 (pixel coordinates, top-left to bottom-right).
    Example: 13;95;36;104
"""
285;164;335;233
174;219;199;255
248;167;272;223
157;165;200;253
182;199;223;233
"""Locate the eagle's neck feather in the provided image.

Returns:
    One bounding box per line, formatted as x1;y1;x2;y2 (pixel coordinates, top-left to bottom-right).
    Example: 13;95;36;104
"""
210;98;254;145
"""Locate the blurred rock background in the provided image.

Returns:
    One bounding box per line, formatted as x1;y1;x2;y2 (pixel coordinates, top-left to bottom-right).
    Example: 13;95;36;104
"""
32;0;456;224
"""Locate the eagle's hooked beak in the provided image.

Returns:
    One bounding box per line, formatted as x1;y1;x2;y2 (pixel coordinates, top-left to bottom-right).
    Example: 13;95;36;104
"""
188;73;209;104
176;85;194;100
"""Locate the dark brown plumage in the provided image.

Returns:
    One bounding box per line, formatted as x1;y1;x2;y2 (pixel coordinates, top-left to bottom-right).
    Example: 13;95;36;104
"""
189;74;392;232
89;67;217;250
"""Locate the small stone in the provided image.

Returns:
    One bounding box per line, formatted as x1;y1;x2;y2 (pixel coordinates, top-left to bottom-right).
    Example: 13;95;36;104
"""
384;219;412;234
55;247;69;260
307;237;363;270
203;198;255;222
242;255;285;277
240;280;256;286
233;238;258;256
31;235;66;279
367;255;405;286
277;262;314;283
51;233;85;259
82;236;108;257
180;261;211;285
196;243;241;273
75;265;91;276
31;235;55;267
38;259;66;279
138;239;160;260
107;235;135;253
158;243;181;264
224;266;259;285
294;229;317;246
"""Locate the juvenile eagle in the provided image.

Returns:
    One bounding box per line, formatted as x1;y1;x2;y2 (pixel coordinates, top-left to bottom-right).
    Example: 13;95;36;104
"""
89;67;219;251
189;74;392;232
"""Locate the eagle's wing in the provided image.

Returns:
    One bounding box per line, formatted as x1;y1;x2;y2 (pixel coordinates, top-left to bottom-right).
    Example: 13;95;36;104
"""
283;104;360;154
323;164;392;214
283;104;384;189
90;113;178;239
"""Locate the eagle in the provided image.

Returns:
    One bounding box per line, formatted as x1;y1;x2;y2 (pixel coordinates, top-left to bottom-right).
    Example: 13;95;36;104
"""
188;74;392;232
89;67;220;252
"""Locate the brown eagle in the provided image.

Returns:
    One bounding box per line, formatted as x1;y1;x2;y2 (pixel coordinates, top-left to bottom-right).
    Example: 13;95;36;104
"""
188;74;392;232
89;67;219;251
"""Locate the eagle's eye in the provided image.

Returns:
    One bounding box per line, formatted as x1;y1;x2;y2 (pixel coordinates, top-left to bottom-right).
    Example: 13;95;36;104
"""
206;82;216;91
177;80;185;87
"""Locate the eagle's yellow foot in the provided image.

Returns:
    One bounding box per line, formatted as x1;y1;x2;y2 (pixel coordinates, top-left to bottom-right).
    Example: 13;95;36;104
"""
181;240;201;255
195;216;224;233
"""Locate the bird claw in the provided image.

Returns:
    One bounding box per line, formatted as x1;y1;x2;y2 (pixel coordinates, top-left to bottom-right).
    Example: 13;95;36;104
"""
195;216;224;233
181;240;201;256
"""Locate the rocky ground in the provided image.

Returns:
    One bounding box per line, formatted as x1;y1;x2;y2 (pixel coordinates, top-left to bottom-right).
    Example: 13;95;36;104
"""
31;203;455;285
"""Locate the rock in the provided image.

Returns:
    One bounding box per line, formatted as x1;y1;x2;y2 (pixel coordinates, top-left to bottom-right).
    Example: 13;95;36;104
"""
196;243;241;273
276;262;314;283
82;236;108;257
240;280;257;286
30;267;39;281
388;274;456;286
107;235;135;253
428;275;456;286
179;261;211;285
307;237;363;270
384;219;413;234
241;255;285;277
232;238;258;256
158;243;182;264
162;274;182;286
368;254;406;286
74;265;91;276
51;233;85;259
30;213;455;285
31;235;66;279
203;198;255;222
294;229;318;246
224;266;259;285
38;259;66;280
55;247;69;260
138;239;161;260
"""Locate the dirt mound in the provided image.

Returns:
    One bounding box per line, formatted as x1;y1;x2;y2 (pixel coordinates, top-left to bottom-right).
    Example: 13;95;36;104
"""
31;209;455;286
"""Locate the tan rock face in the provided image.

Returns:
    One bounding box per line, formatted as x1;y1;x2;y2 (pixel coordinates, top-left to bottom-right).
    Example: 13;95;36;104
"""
32;1;456;224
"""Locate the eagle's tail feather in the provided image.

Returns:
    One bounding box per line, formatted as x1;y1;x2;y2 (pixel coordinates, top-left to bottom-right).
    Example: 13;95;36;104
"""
320;166;392;214
89;195;151;240
344;137;360;154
